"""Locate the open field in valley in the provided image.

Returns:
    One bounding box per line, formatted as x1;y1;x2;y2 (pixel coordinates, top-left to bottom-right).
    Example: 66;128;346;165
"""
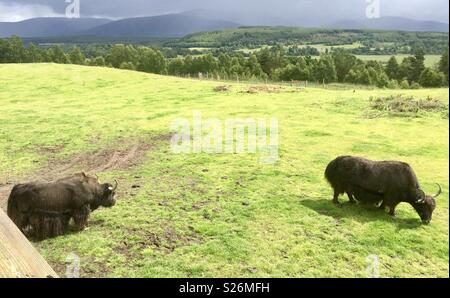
0;63;448;277
355;54;442;67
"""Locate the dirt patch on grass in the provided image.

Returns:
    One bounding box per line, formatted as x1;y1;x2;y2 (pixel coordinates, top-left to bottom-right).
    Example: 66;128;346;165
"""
117;224;203;259
146;226;202;254
0;133;172;211
48;254;110;278
213;85;232;92
243;85;282;94
45;139;151;176
31;144;66;156
366;95;449;119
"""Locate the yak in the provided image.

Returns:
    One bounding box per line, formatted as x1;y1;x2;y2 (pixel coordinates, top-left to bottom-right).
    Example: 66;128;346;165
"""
7;172;117;239
325;156;441;224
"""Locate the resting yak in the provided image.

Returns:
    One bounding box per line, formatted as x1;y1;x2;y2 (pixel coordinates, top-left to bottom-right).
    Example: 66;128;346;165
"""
7;172;117;239
325;156;441;224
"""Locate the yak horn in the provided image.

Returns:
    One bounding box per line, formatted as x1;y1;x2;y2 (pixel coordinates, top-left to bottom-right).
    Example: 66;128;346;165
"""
432;183;442;199
113;179;118;191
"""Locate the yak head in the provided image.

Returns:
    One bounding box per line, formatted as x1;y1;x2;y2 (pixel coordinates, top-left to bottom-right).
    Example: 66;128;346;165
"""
412;184;441;224
91;179;118;210
99;180;118;208
68;172;119;207
85;176;118;211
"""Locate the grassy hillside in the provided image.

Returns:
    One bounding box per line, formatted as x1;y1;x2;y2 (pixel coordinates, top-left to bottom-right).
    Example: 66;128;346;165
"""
84;14;239;38
0;64;448;277
167;27;448;54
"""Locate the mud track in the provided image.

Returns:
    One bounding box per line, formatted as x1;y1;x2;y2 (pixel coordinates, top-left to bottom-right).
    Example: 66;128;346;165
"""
0;134;171;211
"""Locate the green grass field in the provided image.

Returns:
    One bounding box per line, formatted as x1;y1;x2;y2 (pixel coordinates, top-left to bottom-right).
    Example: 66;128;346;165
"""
298;42;364;52
0;63;448;277
238;42;363;54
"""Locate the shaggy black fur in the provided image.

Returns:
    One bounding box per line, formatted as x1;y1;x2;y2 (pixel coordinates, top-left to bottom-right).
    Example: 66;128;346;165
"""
7;172;117;239
325;156;441;224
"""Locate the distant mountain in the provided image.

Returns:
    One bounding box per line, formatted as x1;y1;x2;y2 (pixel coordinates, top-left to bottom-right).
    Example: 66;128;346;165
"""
181;10;449;32
1;14;446;40
329;17;449;32
0;18;111;38
84;14;240;37
180;9;294;27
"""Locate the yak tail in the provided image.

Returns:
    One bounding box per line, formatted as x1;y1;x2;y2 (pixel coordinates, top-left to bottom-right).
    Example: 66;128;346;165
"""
324;158;338;184
7;186;18;217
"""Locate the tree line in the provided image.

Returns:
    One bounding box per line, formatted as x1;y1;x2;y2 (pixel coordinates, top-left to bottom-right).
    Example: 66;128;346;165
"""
167;28;448;55
1;36;448;88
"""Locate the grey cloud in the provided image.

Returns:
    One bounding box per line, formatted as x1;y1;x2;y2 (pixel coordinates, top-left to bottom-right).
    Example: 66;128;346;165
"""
0;0;448;23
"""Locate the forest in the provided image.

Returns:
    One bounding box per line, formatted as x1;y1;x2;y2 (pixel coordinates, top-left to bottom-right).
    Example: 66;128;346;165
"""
1;35;448;88
166;27;449;54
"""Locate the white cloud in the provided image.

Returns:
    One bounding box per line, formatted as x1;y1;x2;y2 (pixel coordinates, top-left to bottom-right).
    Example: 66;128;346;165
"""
0;2;63;22
384;0;449;22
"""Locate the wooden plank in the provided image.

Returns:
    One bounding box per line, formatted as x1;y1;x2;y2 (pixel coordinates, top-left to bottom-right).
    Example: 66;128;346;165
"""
0;209;58;278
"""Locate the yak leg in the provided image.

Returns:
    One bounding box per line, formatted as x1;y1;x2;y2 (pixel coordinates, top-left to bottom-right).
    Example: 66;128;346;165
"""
388;204;399;216
347;192;356;204
332;190;340;204
29;215;45;240
51;218;65;237
61;214;71;232
382;195;398;216
73;206;91;231
73;214;88;231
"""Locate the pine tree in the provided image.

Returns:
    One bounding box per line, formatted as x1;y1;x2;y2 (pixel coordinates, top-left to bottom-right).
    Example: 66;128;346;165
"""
385;56;399;80
312;55;337;83
411;49;425;83
25;43;43;63
419;68;445;87
48;45;70;64
438;48;449;83
332;49;357;82
69;47;86;65
7;35;26;63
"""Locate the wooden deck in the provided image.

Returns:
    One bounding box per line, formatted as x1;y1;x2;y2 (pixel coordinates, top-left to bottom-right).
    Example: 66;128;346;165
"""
0;209;58;278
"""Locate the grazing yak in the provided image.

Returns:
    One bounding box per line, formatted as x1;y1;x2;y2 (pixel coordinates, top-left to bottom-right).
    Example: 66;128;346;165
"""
325;156;441;224
7;172;117;239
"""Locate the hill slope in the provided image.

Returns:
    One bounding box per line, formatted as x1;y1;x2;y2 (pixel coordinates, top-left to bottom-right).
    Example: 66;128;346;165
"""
84;14;240;37
182;9;450;32
1;14;446;40
330;17;449;32
0;18;111;38
0;64;448;277
167;27;449;50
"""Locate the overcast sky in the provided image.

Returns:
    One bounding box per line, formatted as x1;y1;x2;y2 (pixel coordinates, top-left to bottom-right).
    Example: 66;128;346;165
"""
0;0;448;23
